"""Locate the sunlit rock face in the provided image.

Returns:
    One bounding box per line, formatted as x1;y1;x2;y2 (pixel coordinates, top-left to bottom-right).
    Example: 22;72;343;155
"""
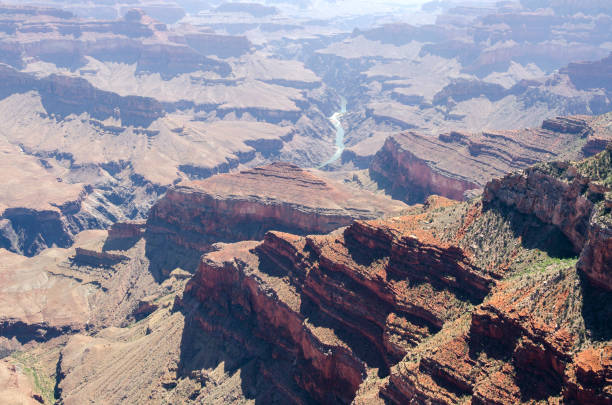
369;114;612;204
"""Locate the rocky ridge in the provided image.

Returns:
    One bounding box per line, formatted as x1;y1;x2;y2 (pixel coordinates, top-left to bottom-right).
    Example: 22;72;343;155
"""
146;162;407;277
0;1;611;403
4;147;609;405
0;6;233;77
484;144;612;290
369;113;612;203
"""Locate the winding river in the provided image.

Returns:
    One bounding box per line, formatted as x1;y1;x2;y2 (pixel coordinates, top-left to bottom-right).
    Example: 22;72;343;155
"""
320;96;347;167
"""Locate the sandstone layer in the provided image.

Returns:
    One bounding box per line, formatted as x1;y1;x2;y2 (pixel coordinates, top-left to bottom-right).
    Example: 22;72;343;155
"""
182;197;487;403
9;150;610;405
1;1;612;404
369;114;612;203
178;148;611;403
146;162;406;277
383;265;611;404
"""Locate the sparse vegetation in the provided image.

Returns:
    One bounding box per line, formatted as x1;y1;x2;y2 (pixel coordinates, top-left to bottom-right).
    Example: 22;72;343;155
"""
10;351;57;405
575;145;612;187
512;253;579;278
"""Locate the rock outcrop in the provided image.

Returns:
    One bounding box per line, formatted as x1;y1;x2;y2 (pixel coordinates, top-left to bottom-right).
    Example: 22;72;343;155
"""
562;53;612;92
484;144;612;290
383;265;611;404
369;114;612;203
107;221;146;241
0;6;232;77
147;163;406;270
182;197;496;403
10;150;608;404
0;244;96;342
0;65;164;127
179;149;611;403
0;227;164;349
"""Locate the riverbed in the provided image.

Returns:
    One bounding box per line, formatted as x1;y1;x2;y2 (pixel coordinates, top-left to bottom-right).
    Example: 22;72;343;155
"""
320;96;347;167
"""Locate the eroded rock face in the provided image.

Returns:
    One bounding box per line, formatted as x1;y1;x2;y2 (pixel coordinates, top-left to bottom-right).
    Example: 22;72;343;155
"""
369;133;481;202
147;163;406;263
0;244;95;342
0;5;231;77
562;53;612;92
184;240;367;404
182;197;501;403
564;346;612;404
0;65;164;127
180;149;611;403
369;114;612;204
14;152;607;404
484;145;612;290
383;266;611;405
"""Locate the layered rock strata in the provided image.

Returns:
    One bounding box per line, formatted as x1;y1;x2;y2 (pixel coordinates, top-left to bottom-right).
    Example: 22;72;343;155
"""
0;6;232;77
381;147;612;404
484;144;612;290
180;149;611;403
369;114;612;203
147;163;406;275
383;265;611;404
562;53;612;92
182;197;499;403
0;65;164;127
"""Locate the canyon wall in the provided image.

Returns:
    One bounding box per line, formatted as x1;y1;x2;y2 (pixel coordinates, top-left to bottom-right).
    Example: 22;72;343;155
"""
146;163;406;277
369;115;612;203
484;144;612;290
0;65;164;127
182;197;495;403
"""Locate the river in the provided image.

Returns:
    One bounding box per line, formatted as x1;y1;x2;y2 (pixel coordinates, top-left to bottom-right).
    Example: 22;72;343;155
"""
320;96;347;167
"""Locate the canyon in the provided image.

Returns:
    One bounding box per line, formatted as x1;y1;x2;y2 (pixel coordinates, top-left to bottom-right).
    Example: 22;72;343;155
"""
0;0;610;404
179;146;611;403
4;146;608;403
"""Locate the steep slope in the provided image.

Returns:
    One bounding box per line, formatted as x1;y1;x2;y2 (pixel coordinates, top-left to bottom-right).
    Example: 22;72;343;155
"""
146;162;407;278
18;147;610;405
383;265;610;404
484;144;612;290
369;114;612;203
382;147;612;404
562;53;612;93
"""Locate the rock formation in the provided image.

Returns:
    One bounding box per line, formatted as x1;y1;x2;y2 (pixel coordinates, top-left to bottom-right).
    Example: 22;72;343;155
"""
0;5;232;77
369;113;612;203
0;65;164;127
484;144;612;290
383;265;611;404
562;53;612;92
146;162;406;277
10;146;609;405
177;148;611;403
1;1;611;403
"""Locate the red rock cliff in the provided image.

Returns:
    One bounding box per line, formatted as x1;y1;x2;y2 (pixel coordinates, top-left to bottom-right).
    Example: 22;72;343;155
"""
182;197;502;403
484;145;612;290
147;162;406;253
369;114;612;204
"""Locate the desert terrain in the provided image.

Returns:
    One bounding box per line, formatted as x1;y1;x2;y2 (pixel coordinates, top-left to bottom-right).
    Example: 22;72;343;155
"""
0;1;610;404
